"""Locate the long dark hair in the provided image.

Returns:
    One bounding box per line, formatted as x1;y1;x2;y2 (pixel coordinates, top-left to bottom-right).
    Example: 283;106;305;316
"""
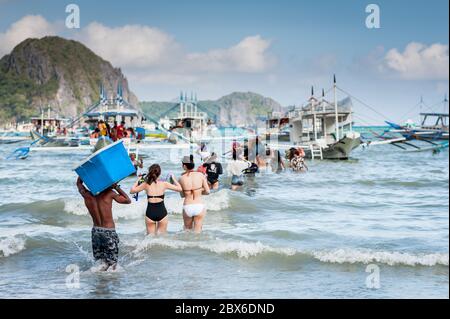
145;164;161;185
183;154;195;170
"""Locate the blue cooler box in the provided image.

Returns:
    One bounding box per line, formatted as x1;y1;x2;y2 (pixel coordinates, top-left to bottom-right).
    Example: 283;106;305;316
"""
74;140;136;195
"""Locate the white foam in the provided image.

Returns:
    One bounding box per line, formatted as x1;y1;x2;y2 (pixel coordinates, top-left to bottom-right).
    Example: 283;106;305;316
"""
128;236;449;266
0;236;26;257
310;248;449;267
129;236;296;259
63;199;89;216
64;198;146;220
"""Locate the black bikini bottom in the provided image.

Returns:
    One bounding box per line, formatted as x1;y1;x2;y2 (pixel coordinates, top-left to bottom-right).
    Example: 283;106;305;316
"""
146;202;168;222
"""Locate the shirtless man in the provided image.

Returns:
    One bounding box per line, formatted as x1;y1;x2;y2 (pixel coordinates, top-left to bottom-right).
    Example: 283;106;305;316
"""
179;155;210;233
76;177;131;270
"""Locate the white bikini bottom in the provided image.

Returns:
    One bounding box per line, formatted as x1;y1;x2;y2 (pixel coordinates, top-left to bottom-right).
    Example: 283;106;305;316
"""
183;204;205;218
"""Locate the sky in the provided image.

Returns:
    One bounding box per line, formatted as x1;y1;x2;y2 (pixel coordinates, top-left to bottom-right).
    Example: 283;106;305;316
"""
0;0;448;124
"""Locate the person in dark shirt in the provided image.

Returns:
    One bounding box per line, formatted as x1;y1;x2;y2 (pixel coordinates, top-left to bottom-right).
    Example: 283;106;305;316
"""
202;153;223;190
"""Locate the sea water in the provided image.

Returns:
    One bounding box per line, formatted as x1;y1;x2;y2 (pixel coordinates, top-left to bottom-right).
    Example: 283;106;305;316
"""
0;140;448;298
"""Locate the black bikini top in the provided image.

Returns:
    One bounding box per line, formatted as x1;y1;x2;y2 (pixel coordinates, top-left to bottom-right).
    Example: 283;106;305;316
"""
147;194;165;200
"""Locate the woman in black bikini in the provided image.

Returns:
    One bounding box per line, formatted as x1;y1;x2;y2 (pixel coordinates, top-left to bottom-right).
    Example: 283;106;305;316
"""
130;164;182;235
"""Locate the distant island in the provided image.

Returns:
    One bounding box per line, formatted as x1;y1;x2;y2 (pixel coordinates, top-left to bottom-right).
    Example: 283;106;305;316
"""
0;36;284;127
140;91;284;127
0;36;137;124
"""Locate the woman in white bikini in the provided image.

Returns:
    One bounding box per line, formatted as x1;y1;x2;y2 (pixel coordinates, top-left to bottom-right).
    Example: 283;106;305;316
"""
179;155;210;233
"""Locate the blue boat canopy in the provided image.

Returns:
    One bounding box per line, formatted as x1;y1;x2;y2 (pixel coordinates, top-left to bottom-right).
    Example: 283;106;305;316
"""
84;108;139;118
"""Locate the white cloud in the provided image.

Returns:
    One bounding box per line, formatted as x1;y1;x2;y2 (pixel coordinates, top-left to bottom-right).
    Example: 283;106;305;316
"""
382;42;449;80
75;23;274;74
76;22;180;68
0;15;58;56
0;16;276;101
187;35;275;73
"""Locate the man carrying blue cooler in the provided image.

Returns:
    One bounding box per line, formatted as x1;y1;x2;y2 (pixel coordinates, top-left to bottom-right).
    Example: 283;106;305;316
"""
77;177;131;270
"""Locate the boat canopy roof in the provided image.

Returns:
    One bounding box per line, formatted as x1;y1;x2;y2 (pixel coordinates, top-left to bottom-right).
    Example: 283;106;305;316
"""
84;108;139;117
420;113;449;117
301;96;353;113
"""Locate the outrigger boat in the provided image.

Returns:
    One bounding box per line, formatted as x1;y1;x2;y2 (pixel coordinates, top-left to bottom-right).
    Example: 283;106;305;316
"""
0;132;28;144
362;131;449;152
363;97;450;152
266;76;362;160
385;112;449;141
362;123;449;153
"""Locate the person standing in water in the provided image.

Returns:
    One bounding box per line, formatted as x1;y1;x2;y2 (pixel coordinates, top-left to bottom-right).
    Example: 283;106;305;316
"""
202;153;223;190
130;164;182;235
227;152;251;191
290;149;308;172
271;149;286;173
76;177;131;270
130;153;143;175
179;155;210;233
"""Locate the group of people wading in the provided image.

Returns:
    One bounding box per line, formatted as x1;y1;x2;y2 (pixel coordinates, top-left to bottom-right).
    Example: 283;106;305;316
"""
77;138;307;270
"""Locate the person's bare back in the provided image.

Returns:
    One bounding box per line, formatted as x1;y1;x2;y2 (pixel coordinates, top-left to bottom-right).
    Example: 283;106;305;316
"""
95;186;131;228
179;155;211;233
179;171;208;204
76;178;131;270
77;177;101;226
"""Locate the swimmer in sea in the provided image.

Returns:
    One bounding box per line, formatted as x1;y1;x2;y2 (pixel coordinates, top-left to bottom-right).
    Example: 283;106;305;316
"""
179;155;211;233
202;153;223;190
130;164;182;235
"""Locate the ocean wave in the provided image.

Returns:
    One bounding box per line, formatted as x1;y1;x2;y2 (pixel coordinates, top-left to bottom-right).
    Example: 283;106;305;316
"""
128;237;297;259
309;248;449;267
63;189;230;219
0;236;26;257
126;236;449;267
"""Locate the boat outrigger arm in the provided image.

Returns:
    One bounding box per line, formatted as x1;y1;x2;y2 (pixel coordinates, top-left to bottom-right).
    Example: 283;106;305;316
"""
362;129;449;152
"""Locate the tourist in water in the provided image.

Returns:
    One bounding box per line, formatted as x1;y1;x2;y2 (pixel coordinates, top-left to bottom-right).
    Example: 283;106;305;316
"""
76;177;131;271
256;145;272;170
202;153;223;190
97;120;108;137
127;127;136;139
271;149;286;173
227;152;251;191
110;121;118;141
130;153;143;175
179;155;210;233
130;164;182;235
290;149;308;172
197;142;210;162
90;128;100;139
105;122;111;137
116;121;126;140
227;139;242;160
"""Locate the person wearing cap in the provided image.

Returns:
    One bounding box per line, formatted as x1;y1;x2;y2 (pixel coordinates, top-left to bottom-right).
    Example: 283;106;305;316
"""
202;152;223;190
179;155;211;233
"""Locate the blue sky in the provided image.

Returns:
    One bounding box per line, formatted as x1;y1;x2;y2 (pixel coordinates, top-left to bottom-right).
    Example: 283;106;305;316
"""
0;0;448;124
